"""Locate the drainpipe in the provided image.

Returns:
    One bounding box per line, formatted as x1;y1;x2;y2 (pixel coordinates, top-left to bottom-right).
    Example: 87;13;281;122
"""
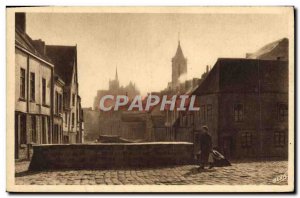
50;65;54;145
258;60;263;158
26;55;30;159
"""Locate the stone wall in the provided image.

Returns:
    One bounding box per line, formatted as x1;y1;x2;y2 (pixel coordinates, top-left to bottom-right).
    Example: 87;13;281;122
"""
29;142;194;171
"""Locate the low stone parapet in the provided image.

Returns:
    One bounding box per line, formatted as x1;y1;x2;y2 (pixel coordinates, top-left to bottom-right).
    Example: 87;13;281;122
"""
28;142;194;171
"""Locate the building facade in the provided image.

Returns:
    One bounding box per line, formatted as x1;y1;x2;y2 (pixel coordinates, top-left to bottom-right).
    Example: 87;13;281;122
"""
15;13;54;159
192;58;288;159
45;45;83;144
53;75;65;144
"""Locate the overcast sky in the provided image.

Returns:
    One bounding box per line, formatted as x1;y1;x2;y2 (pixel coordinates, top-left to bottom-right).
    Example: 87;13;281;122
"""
26;12;290;108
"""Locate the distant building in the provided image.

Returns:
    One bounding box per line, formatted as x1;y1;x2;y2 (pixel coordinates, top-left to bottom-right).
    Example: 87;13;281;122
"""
82;107;100;142
147;41;209;142
93;67;140;110
171;41;187;91
88;70;143;140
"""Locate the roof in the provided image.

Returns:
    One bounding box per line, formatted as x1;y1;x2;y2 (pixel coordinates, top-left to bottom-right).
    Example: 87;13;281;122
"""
247;38;288;61
173;41;185;60
15;28;53;65
194;58;288;95
45;45;77;85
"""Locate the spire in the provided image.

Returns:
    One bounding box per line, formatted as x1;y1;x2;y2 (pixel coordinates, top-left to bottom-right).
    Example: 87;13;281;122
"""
115;66;118;80
174;39;184;60
178;31;180;45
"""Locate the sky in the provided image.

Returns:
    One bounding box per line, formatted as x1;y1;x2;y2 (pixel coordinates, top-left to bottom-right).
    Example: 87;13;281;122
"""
26;12;290;108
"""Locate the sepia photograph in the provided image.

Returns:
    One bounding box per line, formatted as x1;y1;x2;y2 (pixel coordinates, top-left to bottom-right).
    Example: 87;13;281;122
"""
6;6;294;192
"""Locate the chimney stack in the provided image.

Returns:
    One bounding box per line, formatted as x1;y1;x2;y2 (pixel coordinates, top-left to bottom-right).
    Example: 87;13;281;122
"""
33;39;46;55
15;13;26;33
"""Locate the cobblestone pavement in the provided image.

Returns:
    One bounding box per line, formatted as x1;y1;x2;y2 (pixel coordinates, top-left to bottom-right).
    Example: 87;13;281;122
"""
15;161;288;185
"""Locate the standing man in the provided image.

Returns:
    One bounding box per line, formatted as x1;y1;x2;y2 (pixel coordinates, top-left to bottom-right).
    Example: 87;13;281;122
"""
198;126;213;169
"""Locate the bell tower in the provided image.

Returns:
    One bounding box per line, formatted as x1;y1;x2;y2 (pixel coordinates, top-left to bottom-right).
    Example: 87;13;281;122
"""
171;40;187;91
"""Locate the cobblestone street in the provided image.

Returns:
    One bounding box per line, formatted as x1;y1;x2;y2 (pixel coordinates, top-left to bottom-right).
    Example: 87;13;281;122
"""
15;160;288;185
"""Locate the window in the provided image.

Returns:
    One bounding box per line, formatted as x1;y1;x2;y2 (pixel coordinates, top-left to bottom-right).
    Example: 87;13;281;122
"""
274;131;285;147
65;113;68;126
20;68;25;99
46;117;51;144
207;104;212;121
72;112;75;127
20;114;26;144
234;104;243;122
72;94;75;106
241;132;252;148
201;105;206;122
55;91;58;114
41;116;47;144
31;116;36;143
278;103;288;121
53;125;58;144
59;94;63;113
30;72;35;101
76;108;78;123
42;78;46;105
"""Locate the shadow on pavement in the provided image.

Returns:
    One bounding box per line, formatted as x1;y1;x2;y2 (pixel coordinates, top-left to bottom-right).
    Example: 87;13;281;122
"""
15;170;43;177
183;167;216;177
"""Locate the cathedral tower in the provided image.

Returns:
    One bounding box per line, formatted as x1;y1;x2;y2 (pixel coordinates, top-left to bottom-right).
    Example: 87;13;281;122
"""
109;67;120;90
172;40;187;91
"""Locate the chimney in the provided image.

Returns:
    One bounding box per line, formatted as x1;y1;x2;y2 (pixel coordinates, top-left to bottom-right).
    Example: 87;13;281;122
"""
32;39;46;55
15;13;26;33
246;53;252;58
206;65;209;73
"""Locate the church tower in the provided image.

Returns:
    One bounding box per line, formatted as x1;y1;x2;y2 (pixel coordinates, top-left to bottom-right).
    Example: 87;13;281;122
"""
172;40;187;91
109;67;120;90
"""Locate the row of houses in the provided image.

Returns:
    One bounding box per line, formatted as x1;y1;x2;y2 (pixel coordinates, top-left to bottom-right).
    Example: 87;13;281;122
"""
15;13;84;159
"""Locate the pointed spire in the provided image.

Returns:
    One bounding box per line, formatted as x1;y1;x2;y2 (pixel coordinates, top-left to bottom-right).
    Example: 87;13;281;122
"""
178;31;180;45
174;39;184;59
115;66;118;80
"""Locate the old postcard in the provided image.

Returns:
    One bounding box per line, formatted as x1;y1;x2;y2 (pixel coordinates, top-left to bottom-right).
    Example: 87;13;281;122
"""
6;6;294;192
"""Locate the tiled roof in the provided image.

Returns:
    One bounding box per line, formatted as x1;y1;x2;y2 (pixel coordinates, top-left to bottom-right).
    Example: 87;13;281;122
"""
45;45;77;85
247;38;288;61
15;28;53;64
194;58;288;95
